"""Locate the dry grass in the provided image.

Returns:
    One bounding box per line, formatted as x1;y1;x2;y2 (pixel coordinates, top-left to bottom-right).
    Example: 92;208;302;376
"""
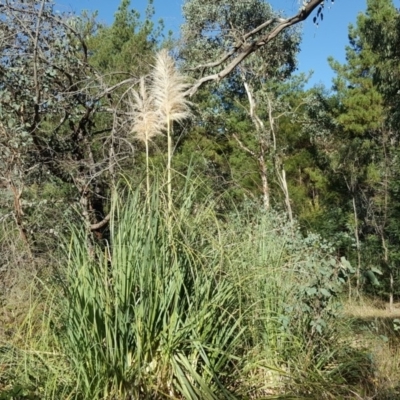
0;228;36;343
343;298;400;319
342;296;400;399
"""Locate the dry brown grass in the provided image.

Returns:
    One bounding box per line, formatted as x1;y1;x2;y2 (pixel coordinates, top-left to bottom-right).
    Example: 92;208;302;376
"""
342;297;400;399
343;298;400;319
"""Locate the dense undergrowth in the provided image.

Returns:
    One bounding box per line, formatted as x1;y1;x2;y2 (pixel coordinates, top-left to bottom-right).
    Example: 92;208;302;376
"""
0;177;396;399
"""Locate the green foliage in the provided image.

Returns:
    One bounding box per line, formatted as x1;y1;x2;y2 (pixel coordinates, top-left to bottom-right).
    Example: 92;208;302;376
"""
1;177;372;399
327;0;400;298
290;4;400;299
329;21;385;135
358;0;400;127
88;0;161;78
229;205;350;336
59;179;243;399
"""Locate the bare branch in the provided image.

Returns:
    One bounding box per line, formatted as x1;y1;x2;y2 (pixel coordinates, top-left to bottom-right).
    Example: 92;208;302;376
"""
241;71;266;132
242;17;286;41
90;214;110;231
95;78;139;101
186;48;238;73
232;133;256;157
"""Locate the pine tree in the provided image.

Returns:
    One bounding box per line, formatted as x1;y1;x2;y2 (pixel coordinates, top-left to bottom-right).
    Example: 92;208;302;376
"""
328;0;399;301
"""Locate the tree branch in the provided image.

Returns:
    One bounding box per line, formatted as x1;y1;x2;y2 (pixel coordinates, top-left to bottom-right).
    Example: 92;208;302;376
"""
185;0;324;97
232;133;256;157
90;213;110;231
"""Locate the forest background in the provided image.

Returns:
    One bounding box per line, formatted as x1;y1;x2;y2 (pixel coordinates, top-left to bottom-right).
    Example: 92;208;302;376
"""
1;0;400;399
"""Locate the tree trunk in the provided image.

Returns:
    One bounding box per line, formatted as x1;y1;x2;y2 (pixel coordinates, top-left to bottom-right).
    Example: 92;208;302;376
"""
352;196;361;297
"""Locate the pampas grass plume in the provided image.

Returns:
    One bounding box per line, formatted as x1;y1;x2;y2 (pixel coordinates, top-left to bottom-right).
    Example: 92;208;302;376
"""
151;49;192;213
130;77;161;194
130;77;160;144
151;49;192;126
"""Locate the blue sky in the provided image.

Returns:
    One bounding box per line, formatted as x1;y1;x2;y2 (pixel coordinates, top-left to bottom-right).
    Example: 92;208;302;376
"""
57;0;399;88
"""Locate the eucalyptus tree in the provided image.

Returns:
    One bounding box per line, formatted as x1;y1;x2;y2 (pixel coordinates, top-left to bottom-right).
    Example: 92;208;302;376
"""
180;0;304;213
182;0;331;97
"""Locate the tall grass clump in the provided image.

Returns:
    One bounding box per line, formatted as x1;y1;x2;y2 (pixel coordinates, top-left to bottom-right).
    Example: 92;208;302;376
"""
217;202;374;398
59;178;243;399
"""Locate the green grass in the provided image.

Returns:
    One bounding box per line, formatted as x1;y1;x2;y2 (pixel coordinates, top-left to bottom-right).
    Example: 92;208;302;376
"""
0;177;383;399
57;179;245;399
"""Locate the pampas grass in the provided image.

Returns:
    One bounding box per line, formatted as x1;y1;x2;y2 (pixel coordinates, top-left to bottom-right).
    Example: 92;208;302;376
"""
130;77;161;194
151;49;192;212
130;50;192;210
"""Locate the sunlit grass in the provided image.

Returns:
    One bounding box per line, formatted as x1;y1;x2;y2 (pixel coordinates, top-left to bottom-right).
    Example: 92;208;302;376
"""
341;296;400;399
58;179;244;399
0;178;386;399
343;297;400;319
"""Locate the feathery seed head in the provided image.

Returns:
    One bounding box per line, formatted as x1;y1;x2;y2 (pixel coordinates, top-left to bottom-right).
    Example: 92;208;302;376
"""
130;77;161;143
151;49;192;126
